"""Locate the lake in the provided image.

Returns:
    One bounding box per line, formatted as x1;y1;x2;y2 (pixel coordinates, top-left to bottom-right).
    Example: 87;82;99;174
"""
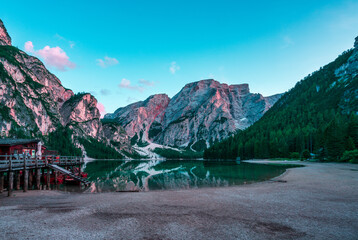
80;160;300;192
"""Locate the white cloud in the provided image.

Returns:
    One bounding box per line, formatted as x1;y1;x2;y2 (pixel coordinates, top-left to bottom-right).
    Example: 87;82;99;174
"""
126;96;138;103
282;36;294;48
118;78;155;92
69;41;75;48
24;41;76;71
55;33;75;48
169;61;180;74
118;78;144;92
96;56;119;68
100;89;111;96
139;79;155;86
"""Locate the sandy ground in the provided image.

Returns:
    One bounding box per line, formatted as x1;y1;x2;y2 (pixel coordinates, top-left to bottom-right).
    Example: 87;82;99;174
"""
0;161;357;240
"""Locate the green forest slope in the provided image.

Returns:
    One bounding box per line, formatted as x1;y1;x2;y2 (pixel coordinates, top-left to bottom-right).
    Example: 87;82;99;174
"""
204;41;358;162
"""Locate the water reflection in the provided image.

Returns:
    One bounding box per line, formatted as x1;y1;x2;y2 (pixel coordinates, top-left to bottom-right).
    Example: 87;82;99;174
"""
83;160;299;193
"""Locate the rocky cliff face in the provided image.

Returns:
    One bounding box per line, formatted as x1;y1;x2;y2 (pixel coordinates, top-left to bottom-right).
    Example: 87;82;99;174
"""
60;93;104;139
102;121;132;152
0;45;74;136
106;79;282;150
0;19;129;156
105;94;170;143
334;38;358;114
0;20;11;46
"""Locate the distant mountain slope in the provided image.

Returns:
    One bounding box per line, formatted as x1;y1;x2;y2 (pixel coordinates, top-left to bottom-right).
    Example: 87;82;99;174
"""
106;79;282;151
105;94;170;145
204;36;358;161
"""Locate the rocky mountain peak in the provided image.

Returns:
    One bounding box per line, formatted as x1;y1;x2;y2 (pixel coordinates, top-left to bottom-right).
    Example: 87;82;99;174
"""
354;36;358;49
184;79;219;89
0;19;12;46
230;83;250;95
107;78;282;150
145;94;170;104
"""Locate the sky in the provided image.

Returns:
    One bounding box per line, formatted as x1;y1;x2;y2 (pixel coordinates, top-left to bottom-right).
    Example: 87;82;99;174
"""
1;0;358;116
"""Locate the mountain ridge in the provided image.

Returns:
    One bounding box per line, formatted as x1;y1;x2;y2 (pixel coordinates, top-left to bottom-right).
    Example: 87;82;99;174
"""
106;79;282;151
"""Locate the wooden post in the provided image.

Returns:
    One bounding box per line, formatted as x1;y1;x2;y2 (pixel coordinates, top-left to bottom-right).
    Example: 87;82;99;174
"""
35;156;40;190
41;168;45;190
54;170;58;185
8;154;13;197
16;171;21;190
23;156;28;192
36;168;41;190
8;172;13;197
29;169;33;189
46;168;50;190
0;172;4;193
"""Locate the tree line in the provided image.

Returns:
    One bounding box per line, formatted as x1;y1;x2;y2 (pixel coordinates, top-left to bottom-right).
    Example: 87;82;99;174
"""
204;49;358;163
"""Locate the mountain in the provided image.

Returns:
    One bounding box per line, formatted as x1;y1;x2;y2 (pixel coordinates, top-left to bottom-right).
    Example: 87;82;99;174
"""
204;36;358;161
105;94;170;145
0;19;129;158
105;79;282;151
0;20;11;46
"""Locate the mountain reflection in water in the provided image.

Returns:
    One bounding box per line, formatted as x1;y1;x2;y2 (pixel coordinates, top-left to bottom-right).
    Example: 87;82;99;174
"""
83;160;299;192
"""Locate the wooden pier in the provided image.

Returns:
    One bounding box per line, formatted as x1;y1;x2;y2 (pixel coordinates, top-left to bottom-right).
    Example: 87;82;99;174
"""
0;154;88;197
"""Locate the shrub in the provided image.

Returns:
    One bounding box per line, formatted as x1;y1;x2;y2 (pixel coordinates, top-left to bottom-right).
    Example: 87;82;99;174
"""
301;149;311;160
341;150;358;163
290;152;300;159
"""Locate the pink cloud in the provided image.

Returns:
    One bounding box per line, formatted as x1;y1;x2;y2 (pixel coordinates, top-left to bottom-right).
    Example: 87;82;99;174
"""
24;41;76;71
96;102;106;118
25;41;34;52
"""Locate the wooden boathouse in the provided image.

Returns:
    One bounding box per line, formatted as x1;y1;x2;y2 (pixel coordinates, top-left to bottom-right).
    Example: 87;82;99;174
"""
0;139;90;197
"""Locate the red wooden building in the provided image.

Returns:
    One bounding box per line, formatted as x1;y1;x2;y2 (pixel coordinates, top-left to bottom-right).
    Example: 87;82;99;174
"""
0;139;46;158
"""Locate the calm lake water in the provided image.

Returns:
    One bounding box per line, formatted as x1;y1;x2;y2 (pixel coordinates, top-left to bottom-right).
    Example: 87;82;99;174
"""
81;160;300;193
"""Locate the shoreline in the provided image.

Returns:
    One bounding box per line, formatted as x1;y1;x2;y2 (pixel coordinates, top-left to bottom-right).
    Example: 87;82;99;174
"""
1;161;357;239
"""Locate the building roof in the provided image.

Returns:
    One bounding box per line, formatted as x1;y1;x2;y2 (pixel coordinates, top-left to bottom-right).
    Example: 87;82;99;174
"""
0;139;41;146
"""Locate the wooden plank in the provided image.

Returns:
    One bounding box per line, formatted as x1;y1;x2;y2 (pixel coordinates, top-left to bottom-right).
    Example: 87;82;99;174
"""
48;164;90;185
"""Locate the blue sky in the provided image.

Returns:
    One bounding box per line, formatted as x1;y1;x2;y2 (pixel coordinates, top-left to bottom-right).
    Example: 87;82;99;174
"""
2;0;358;115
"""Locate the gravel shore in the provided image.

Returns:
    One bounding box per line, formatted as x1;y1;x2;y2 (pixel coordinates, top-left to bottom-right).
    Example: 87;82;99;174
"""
1;161;357;240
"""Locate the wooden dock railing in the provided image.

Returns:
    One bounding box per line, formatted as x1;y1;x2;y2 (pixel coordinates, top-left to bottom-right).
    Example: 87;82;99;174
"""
0;155;83;172
0;154;84;197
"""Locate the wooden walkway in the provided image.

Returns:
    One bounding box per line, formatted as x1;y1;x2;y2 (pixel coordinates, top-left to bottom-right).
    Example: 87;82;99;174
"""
0;154;88;197
0;155;83;172
49;164;90;185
